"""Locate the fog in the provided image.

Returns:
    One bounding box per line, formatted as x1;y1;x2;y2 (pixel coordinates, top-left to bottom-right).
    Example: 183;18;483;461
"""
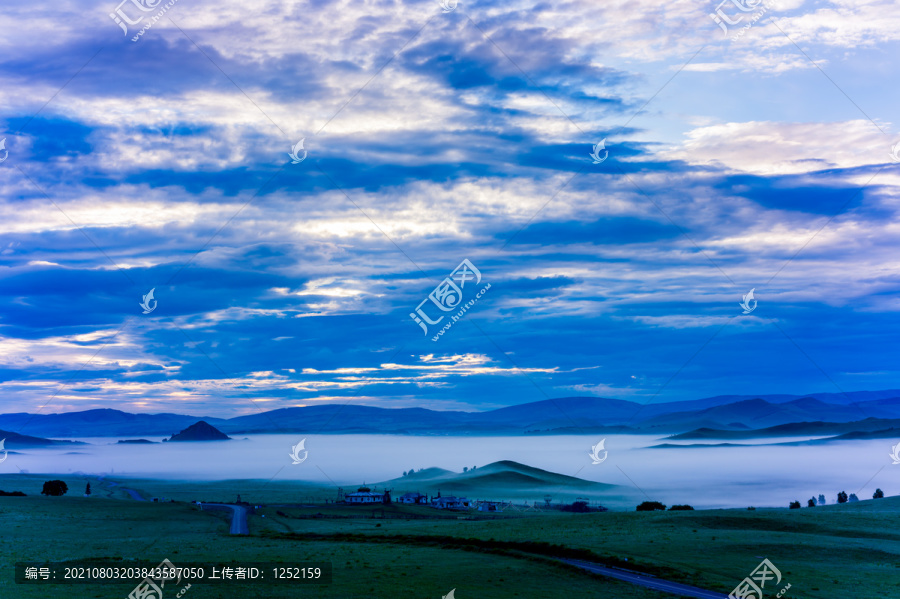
4;434;896;509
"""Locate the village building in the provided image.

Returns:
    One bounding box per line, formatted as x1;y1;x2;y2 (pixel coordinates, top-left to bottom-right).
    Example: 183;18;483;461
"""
431;495;470;510
477;501;503;512
344;486;391;504
398;492;428;505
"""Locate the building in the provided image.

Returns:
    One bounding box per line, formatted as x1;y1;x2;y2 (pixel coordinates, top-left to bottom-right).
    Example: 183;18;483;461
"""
344;486;390;504
477;501;503;512
432;495;470;510
398;492;428;505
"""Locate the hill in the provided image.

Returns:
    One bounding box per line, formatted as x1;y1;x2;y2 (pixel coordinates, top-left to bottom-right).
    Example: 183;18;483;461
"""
166;421;231;442
0;429;83;448
381;460;622;501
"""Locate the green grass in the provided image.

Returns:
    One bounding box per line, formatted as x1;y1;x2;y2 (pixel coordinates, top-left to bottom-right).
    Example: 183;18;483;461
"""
2;473;899;598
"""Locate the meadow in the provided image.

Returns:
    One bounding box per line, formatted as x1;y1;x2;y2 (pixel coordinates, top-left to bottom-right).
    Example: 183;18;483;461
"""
2;473;899;598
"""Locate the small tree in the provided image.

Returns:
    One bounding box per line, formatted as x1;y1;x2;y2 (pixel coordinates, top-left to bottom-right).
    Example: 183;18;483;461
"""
463;467;468;473
807;497;816;507
818;494;826;505
41;480;68;497
874;488;884;499
837;491;848;504
85;482;91;496
848;493;859;502
789;501;801;509
636;501;666;512
402;471;406;476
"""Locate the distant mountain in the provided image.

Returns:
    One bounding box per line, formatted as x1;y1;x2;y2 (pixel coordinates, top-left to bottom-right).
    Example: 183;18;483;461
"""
669;418;900;440
0;429;83;448
4;390;900;437
0;408;227;438
166;421;231;442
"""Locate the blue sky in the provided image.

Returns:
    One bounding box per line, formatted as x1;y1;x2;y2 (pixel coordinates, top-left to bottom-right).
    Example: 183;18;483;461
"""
1;0;899;417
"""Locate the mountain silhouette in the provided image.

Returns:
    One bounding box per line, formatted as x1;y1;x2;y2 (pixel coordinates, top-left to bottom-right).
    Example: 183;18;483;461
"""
166;421;231;442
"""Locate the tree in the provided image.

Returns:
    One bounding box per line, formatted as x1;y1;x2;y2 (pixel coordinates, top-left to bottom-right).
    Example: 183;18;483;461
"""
874;488;884;499
837;491;848;504
402;471;407;476
41;480;68;497
789;501;801;509
636;501;666;512
85;482;91;496
807;497;816;507
818;494;826;505
669;505;694;511
848;493;859;502
463;467;468;473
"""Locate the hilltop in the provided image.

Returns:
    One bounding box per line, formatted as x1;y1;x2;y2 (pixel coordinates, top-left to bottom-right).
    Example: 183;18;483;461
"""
166;421;231;442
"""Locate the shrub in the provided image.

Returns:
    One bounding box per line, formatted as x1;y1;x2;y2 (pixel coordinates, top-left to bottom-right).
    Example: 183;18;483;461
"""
0;490;26;496
873;488;884;499
848;493;859;502
669;505;694;511
807;498;816;507
837;491;848;504
789;501;801;509
636;501;666;512
41;480;68;497
561;501;591;513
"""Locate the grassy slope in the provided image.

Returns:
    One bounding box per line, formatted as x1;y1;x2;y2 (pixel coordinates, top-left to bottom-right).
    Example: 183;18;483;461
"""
3;474;899;598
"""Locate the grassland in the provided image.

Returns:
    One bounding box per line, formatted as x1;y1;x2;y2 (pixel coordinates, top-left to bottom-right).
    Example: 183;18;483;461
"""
1;473;899;598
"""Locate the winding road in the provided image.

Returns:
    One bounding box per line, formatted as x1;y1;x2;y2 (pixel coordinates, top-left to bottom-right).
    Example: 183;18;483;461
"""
561;559;730;599
107;483;730;594
198;503;249;535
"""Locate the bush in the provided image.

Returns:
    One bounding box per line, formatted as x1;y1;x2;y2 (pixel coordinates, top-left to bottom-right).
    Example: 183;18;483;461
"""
874;488;884;499
636;501;666;512
807;498;816;507
669;505;694;511
848;493;859;502
41;480;68;497
0;490;26;496
837;491;848;504
789;501;801;509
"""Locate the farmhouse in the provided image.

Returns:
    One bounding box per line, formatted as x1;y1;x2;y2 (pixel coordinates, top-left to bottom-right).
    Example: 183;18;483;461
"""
432;495;470;510
398;492;428;505
344;486;391;504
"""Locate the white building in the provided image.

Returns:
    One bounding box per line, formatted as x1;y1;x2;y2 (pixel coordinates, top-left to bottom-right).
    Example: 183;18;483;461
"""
398;492;428;505
344;486;389;504
432;495;470;510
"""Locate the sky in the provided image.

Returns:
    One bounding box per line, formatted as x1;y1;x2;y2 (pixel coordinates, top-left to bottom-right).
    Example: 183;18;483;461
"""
1;0;899;418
